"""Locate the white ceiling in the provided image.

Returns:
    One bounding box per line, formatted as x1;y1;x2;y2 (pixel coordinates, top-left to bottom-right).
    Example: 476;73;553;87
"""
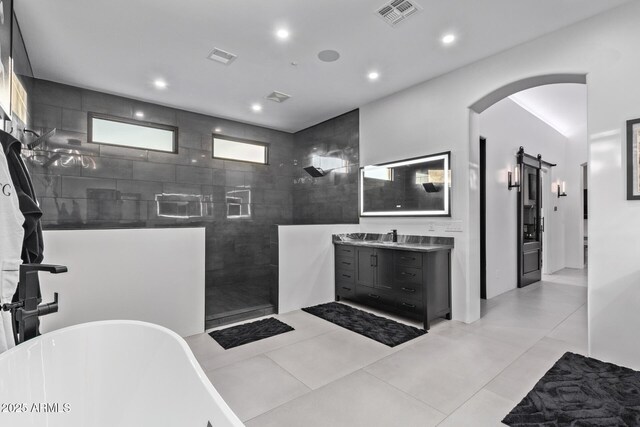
15;0;626;132
510;84;587;139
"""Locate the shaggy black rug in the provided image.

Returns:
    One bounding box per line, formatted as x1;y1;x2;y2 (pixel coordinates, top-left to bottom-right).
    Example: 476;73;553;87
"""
209;318;294;349
503;352;640;426
302;302;426;347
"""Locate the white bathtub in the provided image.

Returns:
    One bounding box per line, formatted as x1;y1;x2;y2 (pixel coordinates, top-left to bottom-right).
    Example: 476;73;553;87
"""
0;321;244;427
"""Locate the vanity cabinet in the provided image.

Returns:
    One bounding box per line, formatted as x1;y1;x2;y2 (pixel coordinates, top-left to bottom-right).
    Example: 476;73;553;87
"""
335;244;451;330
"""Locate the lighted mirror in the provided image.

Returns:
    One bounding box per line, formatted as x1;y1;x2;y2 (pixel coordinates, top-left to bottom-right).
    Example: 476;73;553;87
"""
89;113;177;153
360;152;451;217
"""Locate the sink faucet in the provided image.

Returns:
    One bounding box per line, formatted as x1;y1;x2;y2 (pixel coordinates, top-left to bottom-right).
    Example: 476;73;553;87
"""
388;229;398;242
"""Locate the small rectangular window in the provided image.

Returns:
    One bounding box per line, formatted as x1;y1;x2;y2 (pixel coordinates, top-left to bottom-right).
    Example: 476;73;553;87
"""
213;136;268;164
88;113;177;153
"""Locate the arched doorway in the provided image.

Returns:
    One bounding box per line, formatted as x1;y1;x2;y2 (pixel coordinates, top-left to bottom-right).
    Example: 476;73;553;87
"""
468;73;588;317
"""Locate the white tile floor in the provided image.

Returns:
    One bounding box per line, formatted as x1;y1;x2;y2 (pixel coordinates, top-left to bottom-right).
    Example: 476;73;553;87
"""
186;268;588;426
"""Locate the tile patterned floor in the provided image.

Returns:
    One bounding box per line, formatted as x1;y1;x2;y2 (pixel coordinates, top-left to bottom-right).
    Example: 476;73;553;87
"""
186;268;588;426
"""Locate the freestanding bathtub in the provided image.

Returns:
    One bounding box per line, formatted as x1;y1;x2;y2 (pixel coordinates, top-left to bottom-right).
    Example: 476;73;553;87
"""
0;321;244;426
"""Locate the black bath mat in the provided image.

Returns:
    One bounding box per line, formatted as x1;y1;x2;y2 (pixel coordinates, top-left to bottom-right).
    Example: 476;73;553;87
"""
502;352;640;426
209;317;294;349
302;302;425;347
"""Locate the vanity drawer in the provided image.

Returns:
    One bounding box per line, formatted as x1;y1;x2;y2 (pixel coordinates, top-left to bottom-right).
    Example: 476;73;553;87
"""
396;298;423;319
395;283;423;301
336;257;355;270
336;268;355;284
395;266;422;285
335;245;355;259
356;286;395;309
395;251;422;268
336;282;355;299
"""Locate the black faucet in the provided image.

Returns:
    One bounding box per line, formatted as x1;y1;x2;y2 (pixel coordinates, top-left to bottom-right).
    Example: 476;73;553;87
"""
389;229;398;242
1;263;67;344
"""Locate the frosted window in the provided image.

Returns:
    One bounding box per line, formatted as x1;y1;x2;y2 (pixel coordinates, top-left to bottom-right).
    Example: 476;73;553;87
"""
363;166;393;181
213;137;268;164
313;156;347;173
90;115;176;152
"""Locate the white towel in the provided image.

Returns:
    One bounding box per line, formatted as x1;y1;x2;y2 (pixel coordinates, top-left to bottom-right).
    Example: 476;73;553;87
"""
0;260;21;351
0;147;25;353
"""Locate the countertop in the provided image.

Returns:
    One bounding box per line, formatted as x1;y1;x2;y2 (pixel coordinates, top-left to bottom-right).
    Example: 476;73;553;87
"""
333;233;454;253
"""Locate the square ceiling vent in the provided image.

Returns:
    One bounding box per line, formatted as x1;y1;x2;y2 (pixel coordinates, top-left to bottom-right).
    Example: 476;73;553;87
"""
266;91;291;103
376;0;420;26
207;48;237;65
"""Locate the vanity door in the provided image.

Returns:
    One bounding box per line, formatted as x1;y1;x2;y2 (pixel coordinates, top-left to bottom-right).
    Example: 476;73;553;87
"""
374;249;394;291
355;247;376;287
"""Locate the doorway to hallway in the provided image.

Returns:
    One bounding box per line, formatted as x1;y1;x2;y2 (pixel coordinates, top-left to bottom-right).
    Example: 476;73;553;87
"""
476;82;588;305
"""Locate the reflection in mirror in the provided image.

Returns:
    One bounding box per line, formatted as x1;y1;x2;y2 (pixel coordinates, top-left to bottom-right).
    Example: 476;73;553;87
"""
156;193;204;218
360;152;451;217
226;189;251;219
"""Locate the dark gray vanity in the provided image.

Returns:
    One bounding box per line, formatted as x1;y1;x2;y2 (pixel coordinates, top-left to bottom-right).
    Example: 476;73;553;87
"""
333;233;453;330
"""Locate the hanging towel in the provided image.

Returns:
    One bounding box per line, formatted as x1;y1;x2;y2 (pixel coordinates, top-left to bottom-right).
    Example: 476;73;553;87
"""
0;261;21;351
0;140;25;353
0;130;43;264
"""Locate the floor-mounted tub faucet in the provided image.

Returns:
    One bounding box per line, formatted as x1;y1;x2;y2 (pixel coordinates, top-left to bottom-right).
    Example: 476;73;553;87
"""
1;263;67;345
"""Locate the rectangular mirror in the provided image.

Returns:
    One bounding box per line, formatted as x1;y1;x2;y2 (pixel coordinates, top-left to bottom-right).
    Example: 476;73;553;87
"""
360;152;451;217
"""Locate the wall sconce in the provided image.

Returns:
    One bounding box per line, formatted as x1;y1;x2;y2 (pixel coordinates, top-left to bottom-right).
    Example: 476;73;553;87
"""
508;165;520;190
557;181;567;198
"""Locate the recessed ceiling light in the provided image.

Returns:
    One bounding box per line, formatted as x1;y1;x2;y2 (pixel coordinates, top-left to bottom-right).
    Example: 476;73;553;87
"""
251;103;262;112
153;79;167;89
441;34;456;45
276;28;290;40
368;71;380;81
214;127;222;133
135;111;144;118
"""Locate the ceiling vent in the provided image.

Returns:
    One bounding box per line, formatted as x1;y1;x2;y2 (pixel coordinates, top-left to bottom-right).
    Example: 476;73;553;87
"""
376;0;420;26
207;48;237;65
266;91;291;103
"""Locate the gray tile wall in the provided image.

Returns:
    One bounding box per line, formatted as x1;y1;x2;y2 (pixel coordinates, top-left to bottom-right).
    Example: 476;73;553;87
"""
292;109;360;224
27;79;295;326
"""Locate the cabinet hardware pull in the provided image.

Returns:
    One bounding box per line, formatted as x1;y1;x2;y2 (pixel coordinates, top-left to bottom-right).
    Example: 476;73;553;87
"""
400;256;415;261
401;287;416;293
368;294;380;299
401;302;416;308
400;272;416;277
342;287;352;291
341;274;351;279
341;261;351;265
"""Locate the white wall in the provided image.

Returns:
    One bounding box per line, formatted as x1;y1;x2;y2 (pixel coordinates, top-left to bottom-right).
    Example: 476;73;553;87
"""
38;228;205;337
480;97;573;298
359;2;640;368
564;131;589;268
278;224;359;314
